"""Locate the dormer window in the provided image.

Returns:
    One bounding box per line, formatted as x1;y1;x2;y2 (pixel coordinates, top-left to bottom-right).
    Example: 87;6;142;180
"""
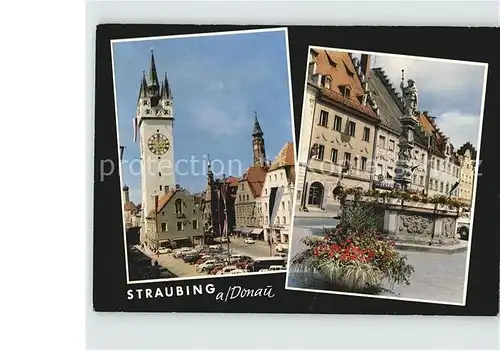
308;62;317;77
326;52;337;67
324;77;331;89
321;75;332;89
339;85;351;98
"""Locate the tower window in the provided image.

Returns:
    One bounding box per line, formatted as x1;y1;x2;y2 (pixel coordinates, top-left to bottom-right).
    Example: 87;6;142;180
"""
159;172;161;177
157;129;159;132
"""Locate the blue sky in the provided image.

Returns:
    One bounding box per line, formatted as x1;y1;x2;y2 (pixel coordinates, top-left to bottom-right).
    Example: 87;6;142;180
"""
112;29;293;204
369;53;487;151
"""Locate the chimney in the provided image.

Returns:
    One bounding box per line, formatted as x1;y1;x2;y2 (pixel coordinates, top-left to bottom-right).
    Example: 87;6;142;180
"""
164;185;170;195
360;54;370;77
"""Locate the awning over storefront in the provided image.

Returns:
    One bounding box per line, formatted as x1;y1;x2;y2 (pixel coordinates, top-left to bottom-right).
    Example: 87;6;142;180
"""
239;227;253;234
251;228;264;234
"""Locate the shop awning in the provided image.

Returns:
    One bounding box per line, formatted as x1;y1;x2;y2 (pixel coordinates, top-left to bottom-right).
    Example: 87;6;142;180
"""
251;228;264;234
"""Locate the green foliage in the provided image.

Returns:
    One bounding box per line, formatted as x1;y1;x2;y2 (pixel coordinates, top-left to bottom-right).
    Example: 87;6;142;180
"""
291;201;415;293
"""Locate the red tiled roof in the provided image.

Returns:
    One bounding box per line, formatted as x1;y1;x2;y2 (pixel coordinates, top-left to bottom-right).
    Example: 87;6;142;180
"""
269;142;295;171
315;50;378;120
123;201;137;212
147;189;177;218
242;166;267;198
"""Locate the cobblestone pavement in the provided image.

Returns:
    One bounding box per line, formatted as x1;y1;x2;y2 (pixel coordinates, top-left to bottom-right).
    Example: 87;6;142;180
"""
287;218;470;304
215;236;273;258
139;245;201;278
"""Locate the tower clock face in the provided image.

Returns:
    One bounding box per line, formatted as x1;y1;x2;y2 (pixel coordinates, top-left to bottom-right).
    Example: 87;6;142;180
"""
148;133;170;155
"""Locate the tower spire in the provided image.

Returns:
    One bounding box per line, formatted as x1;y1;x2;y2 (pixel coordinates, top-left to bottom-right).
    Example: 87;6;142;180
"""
149;48;159;88
251;110;266;167
164;72;172;99
252;110;263;137
138;71;148;101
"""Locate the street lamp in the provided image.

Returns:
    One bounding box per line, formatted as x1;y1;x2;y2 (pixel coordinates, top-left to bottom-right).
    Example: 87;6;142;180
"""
299;143;319;211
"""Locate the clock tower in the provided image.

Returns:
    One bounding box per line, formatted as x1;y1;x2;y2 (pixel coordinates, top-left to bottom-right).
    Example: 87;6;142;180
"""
135;49;175;242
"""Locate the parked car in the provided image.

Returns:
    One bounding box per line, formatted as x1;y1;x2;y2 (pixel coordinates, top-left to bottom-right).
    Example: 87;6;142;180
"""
229;269;246;275
458;225;469;240
197;259;218;273
220;237;230;243
244;237;255;244
216;265;238;275
158;247;171;254
268;265;286;271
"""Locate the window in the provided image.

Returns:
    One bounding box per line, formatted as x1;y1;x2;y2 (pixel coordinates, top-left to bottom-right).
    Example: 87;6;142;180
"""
283;216;287;225
343;86;351;98
330;148;338;163
159;172;162;177
389;139;395;151
177;221;183;231
440;182;444;193
421;153;425;162
246;194;249;201
445;183;449;194
419;176;424;186
361;157;367;171
161;222;167;231
280;173;283;180
308;62;316;76
348;121;356;137
241;184;244;190
276;217;280;225
282;201;285;210
344;152;351;166
377;164;383;176
159;185;162;191
175;199;183;214
315;145;325;160
436;159;440;169
333;116;342;131
319;110;329;127
324;77;332;89
378;135;386;148
274;174;277;181
192;220;198;229
353;157;358;168
447;164;451;173
387;166;394;178
413;174;417;184
431;158;435;168
362;127;370;141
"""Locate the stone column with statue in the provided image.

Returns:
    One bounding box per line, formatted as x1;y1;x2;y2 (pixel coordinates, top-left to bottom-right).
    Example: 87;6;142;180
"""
394;70;420;191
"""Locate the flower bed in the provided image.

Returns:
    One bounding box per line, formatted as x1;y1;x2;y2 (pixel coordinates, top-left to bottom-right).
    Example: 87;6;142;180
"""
291;201;415;293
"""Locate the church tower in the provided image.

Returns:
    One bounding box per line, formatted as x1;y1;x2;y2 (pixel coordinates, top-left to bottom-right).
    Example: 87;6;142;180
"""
252;111;267;167
135;49;175;241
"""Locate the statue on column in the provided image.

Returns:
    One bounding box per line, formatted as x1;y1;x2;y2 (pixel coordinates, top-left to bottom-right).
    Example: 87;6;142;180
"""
400;70;418;116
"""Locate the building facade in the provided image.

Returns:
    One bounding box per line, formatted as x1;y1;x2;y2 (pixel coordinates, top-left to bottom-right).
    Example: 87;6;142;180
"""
145;186;203;250
260;142;295;244
457;142;477;206
298;49;380;211
135;50;176;243
122;185;141;228
297;49;465;209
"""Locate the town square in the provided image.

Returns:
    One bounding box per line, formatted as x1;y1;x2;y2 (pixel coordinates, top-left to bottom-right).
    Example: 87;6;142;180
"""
287;48;486;304
112;29;295;281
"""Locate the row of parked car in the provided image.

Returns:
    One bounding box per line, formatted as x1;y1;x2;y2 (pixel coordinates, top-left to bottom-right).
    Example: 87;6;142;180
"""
169;246;287;276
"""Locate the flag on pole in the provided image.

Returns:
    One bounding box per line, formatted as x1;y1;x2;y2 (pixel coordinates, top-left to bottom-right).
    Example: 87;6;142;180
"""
133;117;138;142
268;186;284;227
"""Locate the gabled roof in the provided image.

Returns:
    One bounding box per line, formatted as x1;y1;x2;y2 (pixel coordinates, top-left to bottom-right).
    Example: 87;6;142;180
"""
368;68;403;134
269;142;295;171
241;166;267;198
457;142;478;159
314;50;378;120
147;188;191;218
123;201;137;212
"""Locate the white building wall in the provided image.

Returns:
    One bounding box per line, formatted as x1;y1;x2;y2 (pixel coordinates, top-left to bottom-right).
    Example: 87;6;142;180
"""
260;168;294;244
